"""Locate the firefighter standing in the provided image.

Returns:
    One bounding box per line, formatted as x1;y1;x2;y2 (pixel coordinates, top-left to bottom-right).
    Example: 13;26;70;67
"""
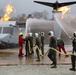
28;33;34;54
18;32;24;57
35;33;41;61
25;33;30;56
48;31;57;68
41;32;45;55
69;31;76;71
57;38;67;59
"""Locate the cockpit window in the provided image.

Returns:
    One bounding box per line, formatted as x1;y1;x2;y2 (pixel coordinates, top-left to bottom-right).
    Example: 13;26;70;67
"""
0;27;2;33
3;27;13;34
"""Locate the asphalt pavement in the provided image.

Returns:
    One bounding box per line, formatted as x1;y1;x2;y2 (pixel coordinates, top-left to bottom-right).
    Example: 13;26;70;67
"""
0;45;72;65
0;45;76;75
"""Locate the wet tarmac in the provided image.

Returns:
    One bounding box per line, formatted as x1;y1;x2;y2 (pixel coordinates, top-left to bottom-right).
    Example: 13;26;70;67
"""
0;45;73;65
0;65;76;75
0;45;76;75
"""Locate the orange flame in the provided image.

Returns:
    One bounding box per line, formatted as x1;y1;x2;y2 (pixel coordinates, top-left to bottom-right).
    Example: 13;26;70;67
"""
0;3;15;21
57;6;70;19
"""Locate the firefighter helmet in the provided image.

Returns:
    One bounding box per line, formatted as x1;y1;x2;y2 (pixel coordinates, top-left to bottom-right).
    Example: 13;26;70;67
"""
19;32;23;36
57;38;60;40
48;31;54;36
35;33;39;37
73;31;76;37
41;32;44;36
28;33;33;36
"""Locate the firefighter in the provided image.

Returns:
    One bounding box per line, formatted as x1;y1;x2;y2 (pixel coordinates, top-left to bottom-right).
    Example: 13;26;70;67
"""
25;33;30;57
29;33;34;54
41;32;45;55
57;38;67;59
69;31;76;71
27;33;34;54
35;33;41;61
48;31;57;68
18;32;24;57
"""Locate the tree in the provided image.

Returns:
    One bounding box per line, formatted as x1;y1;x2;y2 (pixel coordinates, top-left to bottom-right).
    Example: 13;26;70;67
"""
31;10;49;19
27;14;33;18
16;14;26;21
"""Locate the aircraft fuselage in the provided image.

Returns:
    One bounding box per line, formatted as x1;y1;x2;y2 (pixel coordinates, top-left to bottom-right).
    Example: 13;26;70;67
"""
53;1;59;10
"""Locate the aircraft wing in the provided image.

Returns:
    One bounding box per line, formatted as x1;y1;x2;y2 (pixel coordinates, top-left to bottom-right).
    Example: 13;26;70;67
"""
34;1;54;7
59;1;76;7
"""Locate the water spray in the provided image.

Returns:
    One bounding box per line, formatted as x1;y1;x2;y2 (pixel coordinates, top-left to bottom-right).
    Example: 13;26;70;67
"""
52;11;71;38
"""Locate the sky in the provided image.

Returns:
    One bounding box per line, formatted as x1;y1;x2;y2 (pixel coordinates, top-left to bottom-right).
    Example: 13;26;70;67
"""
0;0;76;18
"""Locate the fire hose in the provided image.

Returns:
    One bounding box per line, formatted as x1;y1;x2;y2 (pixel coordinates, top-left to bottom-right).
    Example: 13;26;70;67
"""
35;46;76;57
28;41;33;53
27;40;76;56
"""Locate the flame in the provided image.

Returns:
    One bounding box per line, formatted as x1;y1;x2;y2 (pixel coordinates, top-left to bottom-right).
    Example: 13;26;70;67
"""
0;3;15;21
57;6;70;19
